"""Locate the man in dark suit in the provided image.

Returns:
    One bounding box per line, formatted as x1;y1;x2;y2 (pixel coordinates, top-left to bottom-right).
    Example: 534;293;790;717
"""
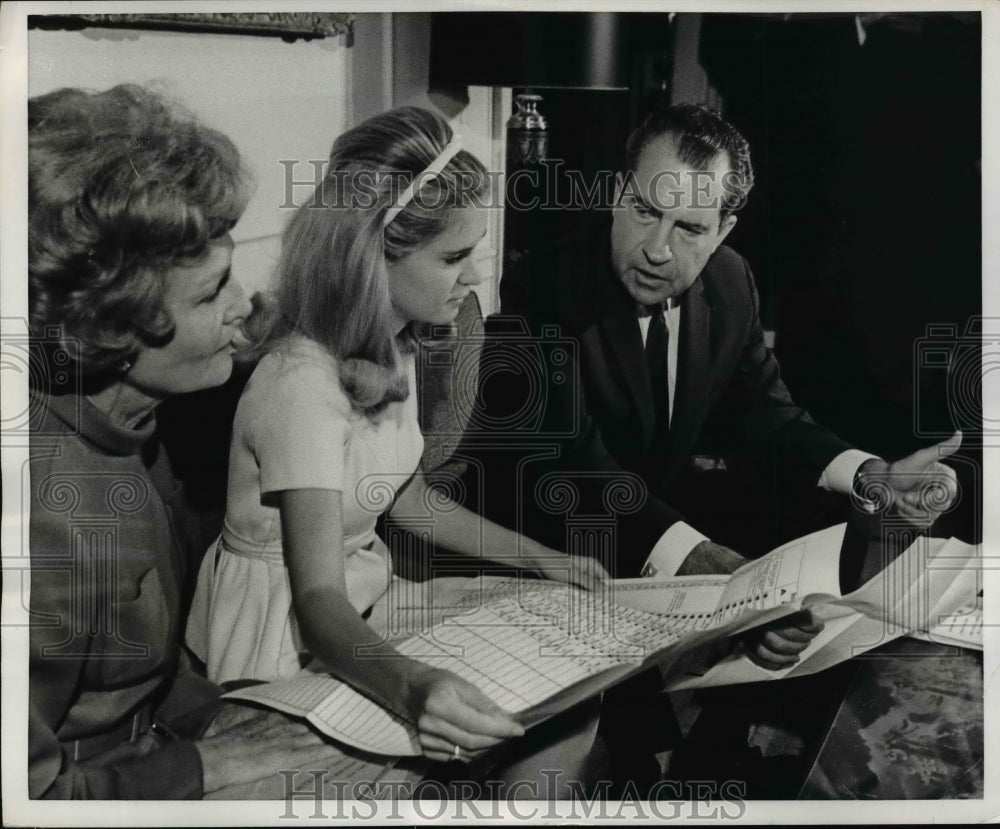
475;103;960;667
469;102;962;795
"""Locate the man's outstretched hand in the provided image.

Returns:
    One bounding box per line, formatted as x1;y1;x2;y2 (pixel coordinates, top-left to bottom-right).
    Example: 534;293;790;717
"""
676;540;747;576
855;430;961;528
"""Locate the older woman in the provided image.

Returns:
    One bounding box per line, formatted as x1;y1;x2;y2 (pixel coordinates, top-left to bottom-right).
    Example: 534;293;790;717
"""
27;84;326;799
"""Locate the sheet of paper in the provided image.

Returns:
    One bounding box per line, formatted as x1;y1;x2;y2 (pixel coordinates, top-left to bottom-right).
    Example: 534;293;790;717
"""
225;671;421;756
227;576;698;756
711;523;845;622
905;549;982;651
615;525;846;641
667;534;980;690
910;600;983;650
667;603;865;689
612;576;729;630
395;578;686;712
229;528;975;751
835;536;978;632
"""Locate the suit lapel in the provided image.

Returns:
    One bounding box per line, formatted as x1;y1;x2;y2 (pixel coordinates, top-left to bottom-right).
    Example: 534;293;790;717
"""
583;248;658;446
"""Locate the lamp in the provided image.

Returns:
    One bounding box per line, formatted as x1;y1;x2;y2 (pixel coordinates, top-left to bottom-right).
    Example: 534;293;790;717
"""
429;12;630;165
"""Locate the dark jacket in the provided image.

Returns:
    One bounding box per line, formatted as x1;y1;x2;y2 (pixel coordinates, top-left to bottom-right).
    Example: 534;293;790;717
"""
28;391;221;799
474;224;851;574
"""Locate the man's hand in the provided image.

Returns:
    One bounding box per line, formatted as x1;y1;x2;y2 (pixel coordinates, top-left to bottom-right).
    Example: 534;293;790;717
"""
204;701;267;736
742;609;825;670
676;540;747;576
855;431;961;528
197;707;332;793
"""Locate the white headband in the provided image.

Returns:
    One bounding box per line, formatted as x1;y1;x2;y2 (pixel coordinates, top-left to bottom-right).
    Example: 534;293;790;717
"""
382;135;463;229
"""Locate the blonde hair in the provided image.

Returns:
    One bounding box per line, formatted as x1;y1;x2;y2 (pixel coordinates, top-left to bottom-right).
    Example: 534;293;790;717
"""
247;107;488;416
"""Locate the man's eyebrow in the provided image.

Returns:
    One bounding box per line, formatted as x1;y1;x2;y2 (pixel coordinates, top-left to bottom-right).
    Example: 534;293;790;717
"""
632;194;662;215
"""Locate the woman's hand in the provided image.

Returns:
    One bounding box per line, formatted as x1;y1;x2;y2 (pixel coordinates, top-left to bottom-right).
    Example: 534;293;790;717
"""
524;549;611;591
405;665;524;763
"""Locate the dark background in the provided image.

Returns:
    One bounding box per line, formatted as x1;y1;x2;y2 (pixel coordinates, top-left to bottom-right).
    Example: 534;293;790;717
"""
462;12;983;546
699;13;981;544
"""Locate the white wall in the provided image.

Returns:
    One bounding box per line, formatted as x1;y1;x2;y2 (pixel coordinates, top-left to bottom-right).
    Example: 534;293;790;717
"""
28;25;349;297
27;17;509;313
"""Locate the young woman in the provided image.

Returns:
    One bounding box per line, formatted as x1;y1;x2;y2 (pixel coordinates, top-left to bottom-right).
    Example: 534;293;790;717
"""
187;107;606;783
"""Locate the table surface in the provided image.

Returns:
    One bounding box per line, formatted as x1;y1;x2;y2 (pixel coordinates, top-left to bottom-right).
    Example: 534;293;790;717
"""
801;527;984;799
798;636;983;799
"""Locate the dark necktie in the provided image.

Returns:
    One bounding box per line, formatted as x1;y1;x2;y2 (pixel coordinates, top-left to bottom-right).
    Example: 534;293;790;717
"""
645;308;669;428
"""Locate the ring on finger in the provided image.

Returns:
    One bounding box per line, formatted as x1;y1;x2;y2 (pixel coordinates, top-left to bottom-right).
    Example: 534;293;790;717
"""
453;744;461;760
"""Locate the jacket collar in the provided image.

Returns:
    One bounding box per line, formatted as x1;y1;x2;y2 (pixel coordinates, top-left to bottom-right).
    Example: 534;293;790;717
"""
33;390;156;457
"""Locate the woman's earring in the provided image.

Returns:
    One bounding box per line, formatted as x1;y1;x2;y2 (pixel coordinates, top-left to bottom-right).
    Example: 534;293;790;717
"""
119;358;133;375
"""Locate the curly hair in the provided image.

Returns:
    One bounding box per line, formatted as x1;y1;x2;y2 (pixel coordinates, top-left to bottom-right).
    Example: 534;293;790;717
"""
29;84;250;382
248;106;489;416
624;103;754;218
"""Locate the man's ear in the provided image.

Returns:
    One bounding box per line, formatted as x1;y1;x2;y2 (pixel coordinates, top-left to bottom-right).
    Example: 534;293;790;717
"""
714;214;737;249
